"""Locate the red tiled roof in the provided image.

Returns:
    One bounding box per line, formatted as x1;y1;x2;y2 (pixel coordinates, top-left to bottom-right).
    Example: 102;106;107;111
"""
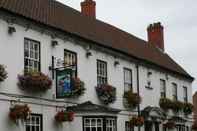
0;0;193;80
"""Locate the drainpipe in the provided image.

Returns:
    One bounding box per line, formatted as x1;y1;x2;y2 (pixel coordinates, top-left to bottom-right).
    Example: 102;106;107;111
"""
136;63;141;131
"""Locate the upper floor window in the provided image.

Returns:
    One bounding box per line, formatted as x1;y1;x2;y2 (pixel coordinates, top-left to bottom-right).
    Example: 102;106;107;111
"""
172;83;178;100
183;86;188;102
123;68;132;91
160;79;166;98
25;114;42;131
97;60;107;85
24;38;40;72
64;49;77;77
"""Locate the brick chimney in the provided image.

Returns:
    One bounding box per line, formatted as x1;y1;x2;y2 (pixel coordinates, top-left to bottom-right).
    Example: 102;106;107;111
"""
81;0;96;18
147;22;164;51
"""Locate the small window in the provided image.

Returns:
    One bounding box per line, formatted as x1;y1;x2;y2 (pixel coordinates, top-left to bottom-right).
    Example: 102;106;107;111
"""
124;68;132;91
64;49;77;77
125;121;134;131
24;38;40;72
183;86;188;102
25;114;42;131
172;83;178;100
160;79;166;98
97;60;107;85
106;118;116;131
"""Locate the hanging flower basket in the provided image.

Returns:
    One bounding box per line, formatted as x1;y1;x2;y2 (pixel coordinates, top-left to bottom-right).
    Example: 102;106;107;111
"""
123;90;141;108
0;64;7;82
64;78;85;98
129;116;144;127
159;98;173;110
183;102;193;115
9;104;31;121
163;120;175;129
95;84;116;104
55;111;74;122
18;72;52;91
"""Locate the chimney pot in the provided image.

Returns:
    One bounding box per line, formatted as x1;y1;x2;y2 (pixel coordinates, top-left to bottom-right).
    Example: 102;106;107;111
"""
147;22;164;51
81;0;96;18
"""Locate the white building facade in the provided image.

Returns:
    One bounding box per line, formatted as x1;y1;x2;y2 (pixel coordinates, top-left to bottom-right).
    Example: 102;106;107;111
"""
0;0;194;131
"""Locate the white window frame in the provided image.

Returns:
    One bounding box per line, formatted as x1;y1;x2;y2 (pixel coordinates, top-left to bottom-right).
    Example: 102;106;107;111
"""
160;79;166;98
24;114;42;131
64;49;77;77
97;60;107;85
106;118;116;131
183;86;188;102
84;118;103;131
172;83;178;100
24;38;40;72
123;68;132;91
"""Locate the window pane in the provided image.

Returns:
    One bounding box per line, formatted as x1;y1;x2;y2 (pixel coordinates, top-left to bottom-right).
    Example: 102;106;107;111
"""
24;39;40;72
97;60;107;85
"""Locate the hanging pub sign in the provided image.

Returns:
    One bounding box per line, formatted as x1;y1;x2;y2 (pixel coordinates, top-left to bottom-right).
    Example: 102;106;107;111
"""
56;69;72;98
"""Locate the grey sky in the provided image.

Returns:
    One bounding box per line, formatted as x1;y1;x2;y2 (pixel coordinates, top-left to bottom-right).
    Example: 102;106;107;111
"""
57;0;197;93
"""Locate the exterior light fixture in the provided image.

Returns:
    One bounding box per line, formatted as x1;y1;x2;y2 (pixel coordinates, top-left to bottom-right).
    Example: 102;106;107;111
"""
8;26;16;34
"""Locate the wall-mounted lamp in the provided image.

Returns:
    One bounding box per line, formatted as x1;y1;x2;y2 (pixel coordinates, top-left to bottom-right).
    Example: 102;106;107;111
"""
51;40;58;47
8;26;16;34
147;71;152;76
86;45;92;58
114;60;120;67
86;51;92;58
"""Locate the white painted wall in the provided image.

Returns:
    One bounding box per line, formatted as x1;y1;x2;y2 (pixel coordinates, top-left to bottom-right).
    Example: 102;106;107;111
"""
0;14;193;131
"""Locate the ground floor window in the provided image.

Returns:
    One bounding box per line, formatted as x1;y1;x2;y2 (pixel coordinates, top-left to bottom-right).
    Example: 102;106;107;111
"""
25;114;42;131
83;117;116;131
125;121;134;131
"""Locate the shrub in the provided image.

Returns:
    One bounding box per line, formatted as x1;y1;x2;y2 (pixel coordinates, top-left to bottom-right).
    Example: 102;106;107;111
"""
18;72;52;91
95;84;116;104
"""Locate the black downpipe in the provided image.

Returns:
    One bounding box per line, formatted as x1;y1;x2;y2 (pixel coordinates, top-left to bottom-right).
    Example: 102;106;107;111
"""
136;64;141;131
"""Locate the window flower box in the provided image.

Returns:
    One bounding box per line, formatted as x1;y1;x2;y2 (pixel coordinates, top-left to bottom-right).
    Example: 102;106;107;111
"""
0;64;7;82
95;84;116;104
123;90;141;108
183;102;193;115
159;98;173;110
63;77;85;98
9;104;31;121
18;72;52;91
163;120;175;129
129;116;144;127
171;100;184;112
55;111;74;122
